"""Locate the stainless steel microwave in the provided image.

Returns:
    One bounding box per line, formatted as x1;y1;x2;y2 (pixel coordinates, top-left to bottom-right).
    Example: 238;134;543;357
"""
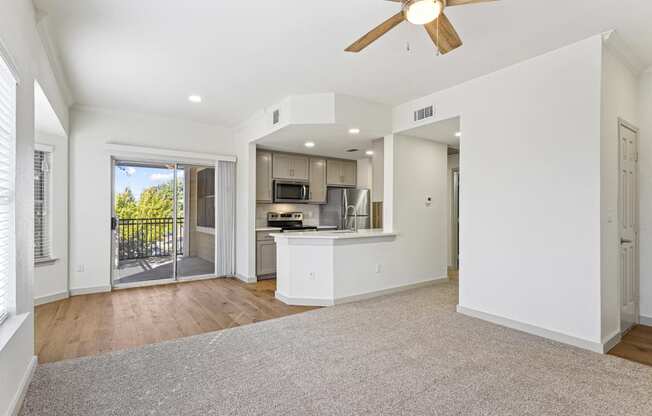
274;180;310;203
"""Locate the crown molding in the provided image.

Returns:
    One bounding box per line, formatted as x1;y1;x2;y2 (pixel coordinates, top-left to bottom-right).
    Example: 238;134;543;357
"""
601;29;646;75
35;9;74;106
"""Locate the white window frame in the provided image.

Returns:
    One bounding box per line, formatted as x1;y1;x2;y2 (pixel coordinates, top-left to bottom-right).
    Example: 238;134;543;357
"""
0;44;18;326
34;143;54;264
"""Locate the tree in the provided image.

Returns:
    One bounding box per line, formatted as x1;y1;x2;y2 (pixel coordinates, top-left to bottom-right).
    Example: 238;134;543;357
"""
115;179;184;256
115;187;138;219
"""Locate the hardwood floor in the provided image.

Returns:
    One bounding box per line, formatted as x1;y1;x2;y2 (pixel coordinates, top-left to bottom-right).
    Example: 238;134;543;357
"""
35;278;317;364
608;325;652;366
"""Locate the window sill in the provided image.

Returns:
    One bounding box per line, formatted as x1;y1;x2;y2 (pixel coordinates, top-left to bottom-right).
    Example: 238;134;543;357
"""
35;257;59;267
196;226;215;235
0;312;29;354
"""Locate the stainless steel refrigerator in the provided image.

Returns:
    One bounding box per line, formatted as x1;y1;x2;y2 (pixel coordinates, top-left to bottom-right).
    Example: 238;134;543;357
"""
319;188;371;230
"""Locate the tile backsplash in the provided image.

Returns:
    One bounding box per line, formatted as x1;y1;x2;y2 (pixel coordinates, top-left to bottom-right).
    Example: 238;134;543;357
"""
256;204;321;227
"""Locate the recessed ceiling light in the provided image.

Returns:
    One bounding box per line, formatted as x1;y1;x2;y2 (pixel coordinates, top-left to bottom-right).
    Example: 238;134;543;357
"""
455;131;461;137
188;95;202;103
349;128;360;135
304;141;315;148
365;150;374;156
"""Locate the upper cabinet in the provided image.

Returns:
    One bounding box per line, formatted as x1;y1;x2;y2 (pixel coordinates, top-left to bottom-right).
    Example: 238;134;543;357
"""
326;159;357;187
272;153;309;181
256;151;273;203
309;158;327;203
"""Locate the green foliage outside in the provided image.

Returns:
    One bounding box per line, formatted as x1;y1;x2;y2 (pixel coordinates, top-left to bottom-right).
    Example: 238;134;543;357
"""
115;179;184;248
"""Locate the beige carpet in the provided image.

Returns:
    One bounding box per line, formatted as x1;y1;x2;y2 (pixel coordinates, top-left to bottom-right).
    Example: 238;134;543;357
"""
21;281;652;415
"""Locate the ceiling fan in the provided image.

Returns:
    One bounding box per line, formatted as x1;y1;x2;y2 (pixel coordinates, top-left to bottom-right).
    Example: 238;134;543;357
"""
345;0;496;54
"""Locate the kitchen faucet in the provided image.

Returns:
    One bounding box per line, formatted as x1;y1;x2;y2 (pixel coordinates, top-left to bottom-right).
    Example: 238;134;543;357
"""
346;205;358;232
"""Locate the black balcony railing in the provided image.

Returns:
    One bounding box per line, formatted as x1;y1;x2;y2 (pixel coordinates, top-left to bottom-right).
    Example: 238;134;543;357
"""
118;218;184;260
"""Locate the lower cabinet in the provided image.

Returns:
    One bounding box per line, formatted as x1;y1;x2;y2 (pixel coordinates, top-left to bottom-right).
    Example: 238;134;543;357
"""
256;239;277;278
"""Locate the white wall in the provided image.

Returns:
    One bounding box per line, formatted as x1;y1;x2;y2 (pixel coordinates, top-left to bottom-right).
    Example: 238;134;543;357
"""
0;0;70;414
393;36;604;347
68;107;232;293
388;135;449;281
600;45;639;339
34;132;69;304
639;70;652;322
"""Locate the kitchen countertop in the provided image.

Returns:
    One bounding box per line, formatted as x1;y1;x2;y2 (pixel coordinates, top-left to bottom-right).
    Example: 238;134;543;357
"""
270;229;397;240
257;226;336;232
256;227;282;232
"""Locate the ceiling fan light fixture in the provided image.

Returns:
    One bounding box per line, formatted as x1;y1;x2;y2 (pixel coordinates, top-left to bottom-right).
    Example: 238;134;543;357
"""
404;0;443;25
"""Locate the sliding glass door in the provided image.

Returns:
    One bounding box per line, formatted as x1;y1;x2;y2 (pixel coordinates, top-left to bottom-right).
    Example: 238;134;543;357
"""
176;165;216;280
111;160;216;287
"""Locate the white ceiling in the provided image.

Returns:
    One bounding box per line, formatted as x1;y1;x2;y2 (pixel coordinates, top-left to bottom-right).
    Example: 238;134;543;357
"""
401;116;460;148
35;0;652;127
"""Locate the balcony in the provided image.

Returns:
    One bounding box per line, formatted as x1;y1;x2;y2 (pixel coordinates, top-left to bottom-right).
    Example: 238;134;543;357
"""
114;217;215;285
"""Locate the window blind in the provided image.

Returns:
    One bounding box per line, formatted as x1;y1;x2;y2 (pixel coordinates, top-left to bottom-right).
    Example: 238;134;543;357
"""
34;150;50;261
0;55;16;325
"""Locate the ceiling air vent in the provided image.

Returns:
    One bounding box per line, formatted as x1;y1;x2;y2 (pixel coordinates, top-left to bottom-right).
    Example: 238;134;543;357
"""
413;105;434;122
272;109;280;125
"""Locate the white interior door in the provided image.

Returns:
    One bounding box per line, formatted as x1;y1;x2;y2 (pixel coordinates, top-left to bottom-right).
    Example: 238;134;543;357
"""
619;121;639;333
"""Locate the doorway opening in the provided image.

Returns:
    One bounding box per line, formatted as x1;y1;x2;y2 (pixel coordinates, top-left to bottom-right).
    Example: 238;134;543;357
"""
111;160;216;287
617;120;640;334
448;146;460;280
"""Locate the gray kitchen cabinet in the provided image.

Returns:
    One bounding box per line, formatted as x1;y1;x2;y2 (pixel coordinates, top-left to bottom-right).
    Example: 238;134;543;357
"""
256;151;273;202
272;153;309;181
256;240;277;277
309;158;327;203
326;159;357;187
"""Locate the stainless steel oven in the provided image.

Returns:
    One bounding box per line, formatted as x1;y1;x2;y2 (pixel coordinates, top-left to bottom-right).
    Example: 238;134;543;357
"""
274;180;310;203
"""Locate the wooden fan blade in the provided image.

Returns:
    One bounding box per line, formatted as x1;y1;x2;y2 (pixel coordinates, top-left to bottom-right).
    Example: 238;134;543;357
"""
345;12;406;52
446;0;497;6
424;12;462;54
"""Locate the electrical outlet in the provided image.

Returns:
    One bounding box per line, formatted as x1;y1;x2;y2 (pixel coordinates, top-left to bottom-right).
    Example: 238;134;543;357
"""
375;264;381;274
76;264;85;273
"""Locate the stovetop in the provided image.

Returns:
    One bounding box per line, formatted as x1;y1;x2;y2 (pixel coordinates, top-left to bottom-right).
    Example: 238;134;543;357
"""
267;212;317;232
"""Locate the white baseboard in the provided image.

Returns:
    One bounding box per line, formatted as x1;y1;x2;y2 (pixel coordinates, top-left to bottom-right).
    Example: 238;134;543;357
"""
69;285;111;296
7;355;37;416
640;315;652;326
456;305;606;354
601;330;622;353
235;273;257;284
334;276;449;305
275;291;334;307
276;276;448;307
34;290;69;306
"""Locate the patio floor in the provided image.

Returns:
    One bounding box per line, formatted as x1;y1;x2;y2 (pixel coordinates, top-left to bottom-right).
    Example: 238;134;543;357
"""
115;256;215;285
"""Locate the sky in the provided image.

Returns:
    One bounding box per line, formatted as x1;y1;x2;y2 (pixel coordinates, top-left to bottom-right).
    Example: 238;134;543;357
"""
115;165;183;199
